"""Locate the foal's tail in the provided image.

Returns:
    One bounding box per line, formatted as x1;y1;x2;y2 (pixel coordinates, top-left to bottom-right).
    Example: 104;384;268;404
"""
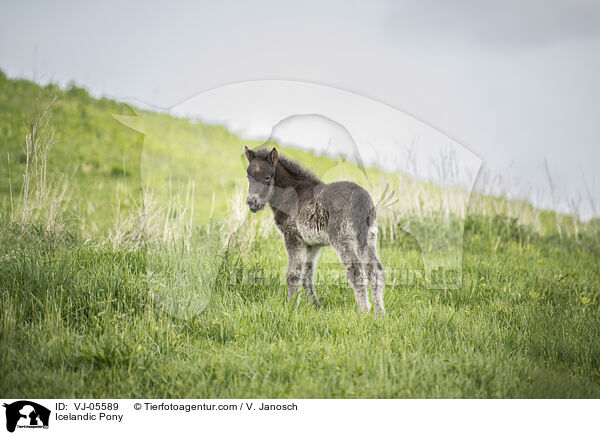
356;181;396;247
352;190;376;248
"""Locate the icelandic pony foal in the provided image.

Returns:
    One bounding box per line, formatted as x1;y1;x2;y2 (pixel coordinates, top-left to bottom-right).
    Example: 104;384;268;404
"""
244;146;385;314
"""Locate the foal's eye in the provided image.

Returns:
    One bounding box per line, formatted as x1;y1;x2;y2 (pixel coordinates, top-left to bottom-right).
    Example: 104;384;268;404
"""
264;176;272;182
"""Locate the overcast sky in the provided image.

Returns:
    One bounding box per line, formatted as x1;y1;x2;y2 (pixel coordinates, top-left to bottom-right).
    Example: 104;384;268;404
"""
1;0;599;217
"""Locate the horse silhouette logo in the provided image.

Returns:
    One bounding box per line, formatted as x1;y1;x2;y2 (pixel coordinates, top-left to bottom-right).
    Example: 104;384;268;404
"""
3;401;50;432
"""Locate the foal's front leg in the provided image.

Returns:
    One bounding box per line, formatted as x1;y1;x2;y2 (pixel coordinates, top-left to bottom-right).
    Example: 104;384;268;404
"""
284;234;305;303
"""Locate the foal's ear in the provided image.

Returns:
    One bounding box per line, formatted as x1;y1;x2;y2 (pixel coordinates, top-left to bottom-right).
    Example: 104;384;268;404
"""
244;146;255;162
268;147;278;166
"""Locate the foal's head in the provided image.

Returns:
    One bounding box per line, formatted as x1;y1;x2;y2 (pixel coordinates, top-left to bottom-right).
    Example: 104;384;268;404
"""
244;146;278;213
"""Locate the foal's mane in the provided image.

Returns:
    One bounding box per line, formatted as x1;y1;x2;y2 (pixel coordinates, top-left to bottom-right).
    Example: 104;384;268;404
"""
254;148;321;184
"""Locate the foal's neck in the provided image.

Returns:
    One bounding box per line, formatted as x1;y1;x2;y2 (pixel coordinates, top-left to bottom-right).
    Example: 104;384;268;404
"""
268;163;319;215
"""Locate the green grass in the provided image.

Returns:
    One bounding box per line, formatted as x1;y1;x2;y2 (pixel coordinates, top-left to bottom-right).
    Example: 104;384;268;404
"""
1;72;599;398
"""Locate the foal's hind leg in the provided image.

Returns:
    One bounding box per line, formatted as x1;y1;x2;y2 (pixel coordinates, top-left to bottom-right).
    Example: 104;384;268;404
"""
302;246;322;308
364;249;385;314
362;227;385;314
333;241;370;312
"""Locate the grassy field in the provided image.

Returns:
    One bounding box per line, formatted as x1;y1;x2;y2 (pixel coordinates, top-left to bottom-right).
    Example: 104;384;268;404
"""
1;71;599;398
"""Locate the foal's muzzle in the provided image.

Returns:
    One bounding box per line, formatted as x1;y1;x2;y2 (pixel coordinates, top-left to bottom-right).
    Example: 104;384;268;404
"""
246;197;264;213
